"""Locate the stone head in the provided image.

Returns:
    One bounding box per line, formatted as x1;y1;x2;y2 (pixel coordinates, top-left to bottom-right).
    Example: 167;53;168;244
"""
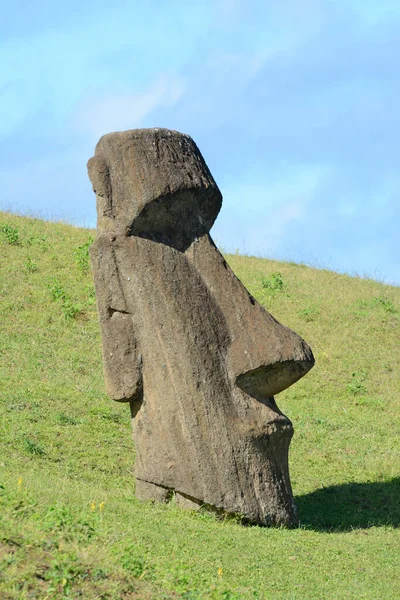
88;128;222;251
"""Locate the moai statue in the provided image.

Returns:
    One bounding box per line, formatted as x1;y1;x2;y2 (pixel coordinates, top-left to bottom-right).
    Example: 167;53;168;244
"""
88;128;314;527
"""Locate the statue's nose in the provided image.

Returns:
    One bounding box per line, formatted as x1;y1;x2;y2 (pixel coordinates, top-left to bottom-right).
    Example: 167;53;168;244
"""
236;350;314;400
185;233;315;399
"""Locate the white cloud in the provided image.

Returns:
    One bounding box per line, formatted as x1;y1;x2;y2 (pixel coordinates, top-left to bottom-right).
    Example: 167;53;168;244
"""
74;74;186;140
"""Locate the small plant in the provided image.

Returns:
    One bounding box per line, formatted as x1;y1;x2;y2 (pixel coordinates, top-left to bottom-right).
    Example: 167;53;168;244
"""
117;543;153;580
123;555;147;577
121;551;148;578
56;413;78;425
46;279;83;320
298;305;320;322
261;272;285;293
1;223;20;245
355;296;397;316
100;411;122;423
373;296;397;314
25;257;38;273
23;438;46;456
42;505;95;542
45;556;87;596
26;233;49;250
84;284;96;305
74;237;94;275
346;370;367;396
47;279;67;302
61;297;82;321
92;567;108;581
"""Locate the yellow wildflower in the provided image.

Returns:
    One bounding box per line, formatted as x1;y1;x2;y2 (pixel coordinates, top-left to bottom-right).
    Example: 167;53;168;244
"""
99;502;105;511
91;502;96;510
218;566;223;577
18;477;22;487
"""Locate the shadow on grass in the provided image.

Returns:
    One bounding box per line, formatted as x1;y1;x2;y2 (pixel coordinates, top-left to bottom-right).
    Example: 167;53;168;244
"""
296;477;400;531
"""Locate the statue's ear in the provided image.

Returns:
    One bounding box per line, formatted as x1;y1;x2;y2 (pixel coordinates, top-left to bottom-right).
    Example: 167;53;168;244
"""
87;155;113;219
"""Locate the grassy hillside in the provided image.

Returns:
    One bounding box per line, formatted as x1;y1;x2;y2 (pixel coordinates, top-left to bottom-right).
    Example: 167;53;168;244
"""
0;212;399;599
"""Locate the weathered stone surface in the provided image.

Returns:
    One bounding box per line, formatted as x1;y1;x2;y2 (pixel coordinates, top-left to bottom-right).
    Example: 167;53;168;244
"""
88;128;315;526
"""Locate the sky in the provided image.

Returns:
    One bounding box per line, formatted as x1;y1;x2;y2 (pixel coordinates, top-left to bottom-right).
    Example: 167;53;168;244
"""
1;0;399;285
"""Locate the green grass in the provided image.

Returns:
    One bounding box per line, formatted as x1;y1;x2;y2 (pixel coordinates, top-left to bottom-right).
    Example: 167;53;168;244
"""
0;211;399;599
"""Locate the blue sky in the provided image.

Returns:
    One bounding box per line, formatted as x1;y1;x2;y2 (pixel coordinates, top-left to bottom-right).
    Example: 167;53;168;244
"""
1;0;399;284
